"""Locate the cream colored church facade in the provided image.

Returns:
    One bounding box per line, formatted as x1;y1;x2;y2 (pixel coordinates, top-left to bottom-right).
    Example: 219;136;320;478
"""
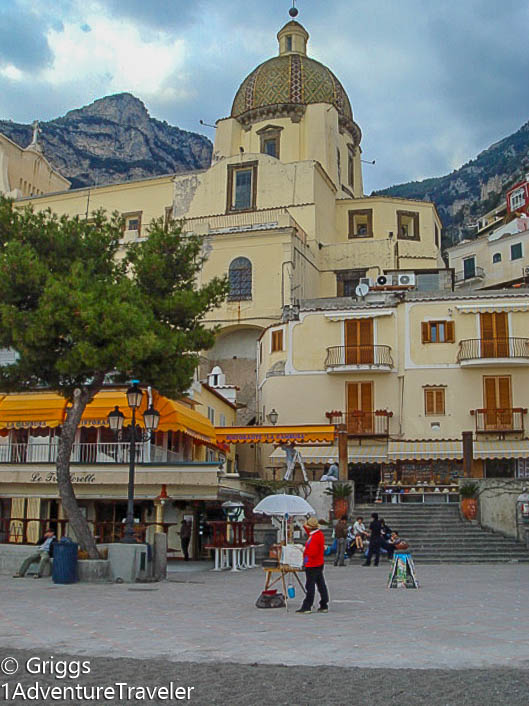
23;18;529;494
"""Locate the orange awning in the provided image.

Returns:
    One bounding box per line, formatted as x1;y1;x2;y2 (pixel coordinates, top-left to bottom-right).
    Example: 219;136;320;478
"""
215;425;336;445
151;393;216;443
0;389;216;443
0;392;67;428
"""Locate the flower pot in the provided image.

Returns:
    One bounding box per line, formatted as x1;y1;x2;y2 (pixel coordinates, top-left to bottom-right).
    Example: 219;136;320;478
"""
333;498;349;520
461;498;477;520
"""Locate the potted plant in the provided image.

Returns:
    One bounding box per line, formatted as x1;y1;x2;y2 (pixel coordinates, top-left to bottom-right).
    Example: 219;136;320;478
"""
324;483;353;520
460;482;479;520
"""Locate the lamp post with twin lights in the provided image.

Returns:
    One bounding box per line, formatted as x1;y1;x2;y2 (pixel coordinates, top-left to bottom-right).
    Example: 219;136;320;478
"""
107;381;160;544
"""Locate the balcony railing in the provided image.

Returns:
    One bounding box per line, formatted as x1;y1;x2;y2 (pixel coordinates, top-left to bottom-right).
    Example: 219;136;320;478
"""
457;338;529;362
325;345;393;369
471;408;527;434
454;266;485;283
326;410;392;437
0;442;185;465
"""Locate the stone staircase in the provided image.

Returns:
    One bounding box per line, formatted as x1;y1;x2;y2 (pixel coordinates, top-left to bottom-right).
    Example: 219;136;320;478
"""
323;504;529;564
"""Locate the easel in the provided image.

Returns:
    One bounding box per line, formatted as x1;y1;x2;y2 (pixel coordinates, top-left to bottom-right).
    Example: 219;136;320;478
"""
263;565;306;611
387;552;419;589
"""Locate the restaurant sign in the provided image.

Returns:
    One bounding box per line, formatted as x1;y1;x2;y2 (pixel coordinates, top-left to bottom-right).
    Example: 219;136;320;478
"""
30;471;96;484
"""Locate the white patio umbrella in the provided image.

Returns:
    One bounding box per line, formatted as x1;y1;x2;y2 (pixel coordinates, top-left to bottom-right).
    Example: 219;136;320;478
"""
253;494;315;517
253;494;315;545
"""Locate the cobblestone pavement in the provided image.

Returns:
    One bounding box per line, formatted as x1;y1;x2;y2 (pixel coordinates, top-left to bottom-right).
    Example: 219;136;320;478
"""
1;564;528;670
0;565;528;704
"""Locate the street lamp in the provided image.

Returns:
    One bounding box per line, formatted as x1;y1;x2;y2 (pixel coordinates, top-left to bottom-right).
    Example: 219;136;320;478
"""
267;408;279;426
107;381;160;544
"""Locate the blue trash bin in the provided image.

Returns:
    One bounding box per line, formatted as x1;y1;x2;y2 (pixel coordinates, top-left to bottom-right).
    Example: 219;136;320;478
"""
52;537;78;584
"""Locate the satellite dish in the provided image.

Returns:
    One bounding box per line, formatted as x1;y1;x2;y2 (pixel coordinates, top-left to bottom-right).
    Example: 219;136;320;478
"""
355;283;369;298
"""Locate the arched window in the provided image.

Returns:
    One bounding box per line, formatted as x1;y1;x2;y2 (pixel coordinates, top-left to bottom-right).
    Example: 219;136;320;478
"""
228;257;252;301
492;252;502;264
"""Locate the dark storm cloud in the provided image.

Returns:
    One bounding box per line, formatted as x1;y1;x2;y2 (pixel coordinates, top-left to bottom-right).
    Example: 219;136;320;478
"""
0;6;54;71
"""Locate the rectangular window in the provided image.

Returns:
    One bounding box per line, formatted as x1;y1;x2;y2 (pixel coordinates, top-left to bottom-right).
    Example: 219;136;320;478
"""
483;376;512;430
397;210;420;240
346;381;373;434
219;414;226;427
511;242;523;260
480;312;509;357
421;321;455;343
226;162;257;212
463;256;476;279
271;329;283;353
348;154;354;188
336;269;366;297
510;187;525;211
263;138;278;157
424;387;445;416
348;209;373;238
123;212;142;234
286;35;292;52
345;318;374;363
207;407;215;424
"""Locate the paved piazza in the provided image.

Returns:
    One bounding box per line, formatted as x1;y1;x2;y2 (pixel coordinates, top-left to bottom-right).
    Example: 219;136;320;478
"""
1;564;528;704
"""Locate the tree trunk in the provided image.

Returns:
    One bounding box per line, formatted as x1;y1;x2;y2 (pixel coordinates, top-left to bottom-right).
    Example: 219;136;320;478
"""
56;374;105;559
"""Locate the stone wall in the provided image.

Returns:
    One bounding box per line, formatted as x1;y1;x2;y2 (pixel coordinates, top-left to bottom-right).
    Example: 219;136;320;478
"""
0;545;110;581
475;479;528;540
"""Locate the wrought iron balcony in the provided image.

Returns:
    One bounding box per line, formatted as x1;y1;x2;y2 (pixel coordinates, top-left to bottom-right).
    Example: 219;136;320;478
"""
454;266;485;284
471;408;527;434
325;345;393;371
325;410;392;437
457;338;529;364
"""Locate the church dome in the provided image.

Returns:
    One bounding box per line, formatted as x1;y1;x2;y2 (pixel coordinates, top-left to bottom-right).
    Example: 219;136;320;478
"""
230;21;361;145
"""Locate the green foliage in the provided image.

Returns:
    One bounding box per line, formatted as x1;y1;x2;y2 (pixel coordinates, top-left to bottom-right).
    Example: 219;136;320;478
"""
459;482;479;499
0;197;229;398
324;483;353;499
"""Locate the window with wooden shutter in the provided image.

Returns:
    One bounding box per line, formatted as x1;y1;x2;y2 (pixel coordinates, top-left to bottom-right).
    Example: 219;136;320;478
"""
424;387;445;415
345;319;374;363
480;312;509;357
271;329;283;353
483;376;512;429
422;321;454;343
346;381;373;433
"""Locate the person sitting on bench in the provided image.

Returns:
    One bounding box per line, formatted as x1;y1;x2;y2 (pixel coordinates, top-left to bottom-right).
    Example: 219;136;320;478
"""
13;529;57;579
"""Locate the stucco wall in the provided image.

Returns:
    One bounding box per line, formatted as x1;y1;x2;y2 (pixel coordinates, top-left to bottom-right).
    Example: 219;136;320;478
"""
475;478;528;540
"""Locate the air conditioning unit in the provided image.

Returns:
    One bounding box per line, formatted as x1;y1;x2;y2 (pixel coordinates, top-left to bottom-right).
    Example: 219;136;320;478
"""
359;277;373;288
376;275;389;286
397;273;416;287
523;266;529;276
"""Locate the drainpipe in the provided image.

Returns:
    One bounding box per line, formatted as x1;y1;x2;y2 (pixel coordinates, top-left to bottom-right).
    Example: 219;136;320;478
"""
281;260;294;309
397;375;404;436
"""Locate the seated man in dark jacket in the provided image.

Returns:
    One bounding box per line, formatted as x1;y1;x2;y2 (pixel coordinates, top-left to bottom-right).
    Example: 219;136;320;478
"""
13;529;57;579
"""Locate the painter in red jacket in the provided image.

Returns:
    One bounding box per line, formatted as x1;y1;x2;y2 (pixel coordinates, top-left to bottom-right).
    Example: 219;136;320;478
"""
297;516;329;614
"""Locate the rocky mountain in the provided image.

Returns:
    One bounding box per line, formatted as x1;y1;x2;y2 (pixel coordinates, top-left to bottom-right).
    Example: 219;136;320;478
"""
0;93;213;189
375;121;529;247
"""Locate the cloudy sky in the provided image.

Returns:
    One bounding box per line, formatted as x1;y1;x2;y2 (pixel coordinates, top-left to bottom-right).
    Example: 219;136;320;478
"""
1;0;529;193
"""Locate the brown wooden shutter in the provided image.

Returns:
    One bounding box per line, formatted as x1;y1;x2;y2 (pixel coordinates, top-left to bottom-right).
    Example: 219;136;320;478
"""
484;377;497;409
359;319;374;363
421;322;430;343
445;321;455;343
435;389;445;414
498;377;511;408
347;382;359;413
425;389;434;415
360;382;373;433
495;312;509;356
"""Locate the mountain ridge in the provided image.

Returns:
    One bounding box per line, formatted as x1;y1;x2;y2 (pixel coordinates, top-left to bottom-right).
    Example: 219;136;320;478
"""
0;93;213;189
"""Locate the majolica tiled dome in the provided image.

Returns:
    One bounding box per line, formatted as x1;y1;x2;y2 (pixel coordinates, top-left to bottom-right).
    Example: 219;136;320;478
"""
232;55;353;121
230;20;361;144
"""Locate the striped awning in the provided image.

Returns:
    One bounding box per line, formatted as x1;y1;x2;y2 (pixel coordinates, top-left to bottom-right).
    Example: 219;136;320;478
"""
388;440;463;461
215;425;335;445
474;439;529;459
269;443;387;465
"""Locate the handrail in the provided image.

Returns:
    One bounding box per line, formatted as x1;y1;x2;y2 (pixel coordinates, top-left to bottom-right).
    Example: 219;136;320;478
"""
471;408;526;433
458;338;529;361
0;442;189;465
325;345;394;368
455;266;485;283
325;410;392;437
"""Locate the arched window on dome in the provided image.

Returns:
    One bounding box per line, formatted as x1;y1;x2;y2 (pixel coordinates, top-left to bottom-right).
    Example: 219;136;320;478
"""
228;257;252;301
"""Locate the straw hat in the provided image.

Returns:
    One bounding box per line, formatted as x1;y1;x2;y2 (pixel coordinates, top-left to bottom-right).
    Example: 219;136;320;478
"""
306;516;320;529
